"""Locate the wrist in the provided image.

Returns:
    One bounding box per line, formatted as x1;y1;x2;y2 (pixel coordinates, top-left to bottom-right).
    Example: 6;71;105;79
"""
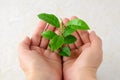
78;69;96;80
26;72;49;80
26;70;62;80
77;67;97;80
65;67;97;80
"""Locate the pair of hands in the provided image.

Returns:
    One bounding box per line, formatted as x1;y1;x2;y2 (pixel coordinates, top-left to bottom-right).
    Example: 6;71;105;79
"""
18;16;103;80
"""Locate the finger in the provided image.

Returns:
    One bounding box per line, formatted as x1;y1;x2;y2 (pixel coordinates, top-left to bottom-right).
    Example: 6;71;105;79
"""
62;17;78;61
70;16;78;19
77;30;90;44
18;36;31;52
55;28;60;35
71;16;90;44
62;18;69;26
90;31;102;49
42;28;61;60
68;44;76;50
73;32;83;48
31;20;47;46
46;28;59;49
70;16;83;48
62;18;76;50
40;25;55;49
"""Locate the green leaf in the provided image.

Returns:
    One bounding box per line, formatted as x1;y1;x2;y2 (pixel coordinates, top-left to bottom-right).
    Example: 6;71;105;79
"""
64;35;77;44
67;19;90;30
59;46;71;56
38;13;60;28
41;30;57;40
63;26;76;37
49;35;64;52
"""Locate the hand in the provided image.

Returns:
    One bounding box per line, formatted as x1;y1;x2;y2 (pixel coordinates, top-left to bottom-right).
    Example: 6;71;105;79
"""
18;21;62;80
62;17;103;80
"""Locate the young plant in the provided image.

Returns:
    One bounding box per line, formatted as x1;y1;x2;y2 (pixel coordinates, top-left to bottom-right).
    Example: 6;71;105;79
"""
38;13;90;57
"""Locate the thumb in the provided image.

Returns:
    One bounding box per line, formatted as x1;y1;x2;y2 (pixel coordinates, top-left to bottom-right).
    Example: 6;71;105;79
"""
18;36;31;52
90;31;102;49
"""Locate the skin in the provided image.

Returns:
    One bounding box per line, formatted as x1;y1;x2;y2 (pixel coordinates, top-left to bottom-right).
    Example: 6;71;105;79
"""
18;16;103;80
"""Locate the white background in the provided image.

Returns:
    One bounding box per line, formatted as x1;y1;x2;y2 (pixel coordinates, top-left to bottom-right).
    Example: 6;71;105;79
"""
0;0;120;80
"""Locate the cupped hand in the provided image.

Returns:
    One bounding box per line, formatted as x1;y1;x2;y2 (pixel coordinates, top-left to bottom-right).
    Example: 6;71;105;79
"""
18;21;62;80
62;17;103;80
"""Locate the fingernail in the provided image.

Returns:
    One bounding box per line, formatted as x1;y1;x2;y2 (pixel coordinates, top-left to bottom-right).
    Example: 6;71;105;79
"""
71;16;78;19
25;36;29;39
91;31;96;35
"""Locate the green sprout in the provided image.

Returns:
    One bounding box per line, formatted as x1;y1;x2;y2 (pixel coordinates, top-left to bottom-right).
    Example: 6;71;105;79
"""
38;13;90;57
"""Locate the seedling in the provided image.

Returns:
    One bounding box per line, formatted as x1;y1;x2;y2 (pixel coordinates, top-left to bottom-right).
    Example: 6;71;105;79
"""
38;13;90;57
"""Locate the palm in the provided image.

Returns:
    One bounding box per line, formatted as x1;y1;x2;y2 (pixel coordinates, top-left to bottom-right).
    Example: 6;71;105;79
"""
63;49;80;68
22;46;61;75
63;46;83;77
